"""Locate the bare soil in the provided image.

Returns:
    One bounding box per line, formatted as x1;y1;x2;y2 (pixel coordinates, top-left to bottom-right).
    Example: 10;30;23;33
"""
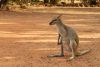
0;8;100;67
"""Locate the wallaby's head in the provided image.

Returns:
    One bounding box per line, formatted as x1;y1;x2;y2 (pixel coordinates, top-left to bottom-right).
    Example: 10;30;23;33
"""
49;15;62;25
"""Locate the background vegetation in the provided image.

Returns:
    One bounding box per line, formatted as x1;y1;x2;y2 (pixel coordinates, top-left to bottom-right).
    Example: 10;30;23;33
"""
0;0;100;10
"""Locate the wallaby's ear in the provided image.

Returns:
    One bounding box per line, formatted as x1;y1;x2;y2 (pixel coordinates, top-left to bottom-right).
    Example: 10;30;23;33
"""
57;14;62;18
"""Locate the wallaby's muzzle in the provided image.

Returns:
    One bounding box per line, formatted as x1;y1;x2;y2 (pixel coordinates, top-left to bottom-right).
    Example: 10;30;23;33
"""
49;21;54;25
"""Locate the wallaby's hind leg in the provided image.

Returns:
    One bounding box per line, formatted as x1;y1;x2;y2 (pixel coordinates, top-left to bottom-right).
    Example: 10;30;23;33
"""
66;40;77;61
48;44;64;57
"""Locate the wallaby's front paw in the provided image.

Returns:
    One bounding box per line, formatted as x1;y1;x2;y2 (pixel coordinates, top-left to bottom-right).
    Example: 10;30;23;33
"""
57;42;61;45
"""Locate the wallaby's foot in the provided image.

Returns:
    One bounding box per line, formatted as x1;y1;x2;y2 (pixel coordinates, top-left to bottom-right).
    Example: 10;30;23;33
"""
47;54;64;58
66;56;75;61
75;49;92;57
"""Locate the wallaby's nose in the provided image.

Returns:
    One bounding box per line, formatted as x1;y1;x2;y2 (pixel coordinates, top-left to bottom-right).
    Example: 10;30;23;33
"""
49;22;52;25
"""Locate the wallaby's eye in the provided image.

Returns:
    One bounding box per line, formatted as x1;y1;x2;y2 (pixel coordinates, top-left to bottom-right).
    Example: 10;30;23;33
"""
53;19;57;21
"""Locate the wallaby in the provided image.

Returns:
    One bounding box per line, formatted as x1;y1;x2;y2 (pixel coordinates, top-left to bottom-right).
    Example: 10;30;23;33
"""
48;15;91;60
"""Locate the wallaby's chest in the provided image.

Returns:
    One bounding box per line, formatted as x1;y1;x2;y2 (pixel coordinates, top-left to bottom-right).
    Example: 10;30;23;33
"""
58;26;68;37
58;26;77;40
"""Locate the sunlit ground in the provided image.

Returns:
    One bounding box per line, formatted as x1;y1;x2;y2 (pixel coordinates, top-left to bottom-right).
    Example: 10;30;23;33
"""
0;8;100;67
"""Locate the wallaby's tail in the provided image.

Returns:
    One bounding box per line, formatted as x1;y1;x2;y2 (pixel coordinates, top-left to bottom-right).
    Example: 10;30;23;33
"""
76;49;92;56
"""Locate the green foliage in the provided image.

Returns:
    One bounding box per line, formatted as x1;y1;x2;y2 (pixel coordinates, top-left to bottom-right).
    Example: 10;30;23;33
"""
28;0;39;2
3;0;100;7
56;0;61;3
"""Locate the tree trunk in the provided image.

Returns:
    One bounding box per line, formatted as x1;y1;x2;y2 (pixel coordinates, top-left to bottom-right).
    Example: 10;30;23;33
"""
50;0;56;4
89;0;96;5
71;0;74;4
44;0;49;3
0;0;9;9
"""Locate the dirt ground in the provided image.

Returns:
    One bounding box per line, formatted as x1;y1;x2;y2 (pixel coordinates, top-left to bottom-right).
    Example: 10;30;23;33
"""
0;8;100;67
